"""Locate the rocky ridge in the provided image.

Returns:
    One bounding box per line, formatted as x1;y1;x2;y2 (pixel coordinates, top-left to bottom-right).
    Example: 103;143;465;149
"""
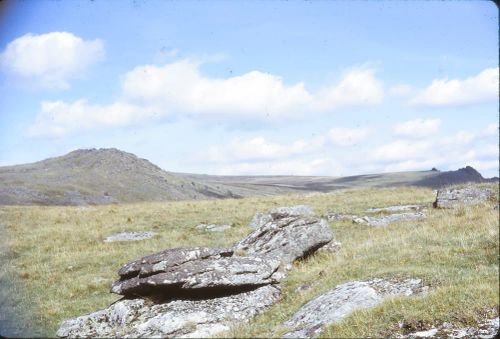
56;206;337;338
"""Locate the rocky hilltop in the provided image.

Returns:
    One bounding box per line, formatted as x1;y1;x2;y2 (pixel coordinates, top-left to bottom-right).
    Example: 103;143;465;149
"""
0;148;494;205
0;148;238;205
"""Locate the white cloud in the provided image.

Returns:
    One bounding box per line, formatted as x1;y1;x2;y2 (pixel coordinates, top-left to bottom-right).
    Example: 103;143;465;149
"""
217;158;342;176
27;60;383;136
389;84;413;97
205;137;312;163
393;118;441;138
371;140;432;162
0;32;105;89
481;123;499;137
27;99;153;137
440;130;475;145
327;127;369;146
410;67;499;106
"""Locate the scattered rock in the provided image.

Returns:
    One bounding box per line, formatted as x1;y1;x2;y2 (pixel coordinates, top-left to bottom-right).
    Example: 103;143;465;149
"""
282;278;427;338
326;213;358;221
433;186;493;209
248;205;314;229
234;215;333;265
195;223;231;232
366;205;424;213
397;317;499;338
103;231;156;243
408;328;439;338
111;247;281;297
295;283;313;294
317;240;342;254
57;284;281;338
353;212;426;227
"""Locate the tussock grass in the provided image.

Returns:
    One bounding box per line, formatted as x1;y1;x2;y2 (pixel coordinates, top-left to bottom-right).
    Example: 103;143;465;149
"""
1;184;498;337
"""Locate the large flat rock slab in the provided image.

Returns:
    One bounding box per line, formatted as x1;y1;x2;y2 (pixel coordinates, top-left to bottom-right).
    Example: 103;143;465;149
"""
111;247;281;297
234;215;333;265
283;278;428;338
433;187;493;209
57;284;281;338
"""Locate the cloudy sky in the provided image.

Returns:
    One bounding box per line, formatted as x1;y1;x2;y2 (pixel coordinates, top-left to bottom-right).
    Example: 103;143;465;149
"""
0;1;498;177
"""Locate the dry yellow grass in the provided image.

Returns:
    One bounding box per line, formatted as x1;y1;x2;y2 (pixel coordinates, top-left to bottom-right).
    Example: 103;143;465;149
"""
1;184;498;337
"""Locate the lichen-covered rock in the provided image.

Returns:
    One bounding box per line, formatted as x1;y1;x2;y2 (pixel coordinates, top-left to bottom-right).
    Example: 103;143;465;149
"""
104;231;156;243
433;186;493;209
269;205;314;219
195;224;231;232
366;205;424;213
248;205;314;229
111;247;281;297
317;240;342;254
248;212;273;229
353;212;425;227
283;278;428;338
396;317;499;338
325;213;358;221
57;284;281;338
234;216;333;265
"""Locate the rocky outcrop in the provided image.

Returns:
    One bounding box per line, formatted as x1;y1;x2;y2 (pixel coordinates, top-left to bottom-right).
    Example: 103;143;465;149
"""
248;205;313;229
110;247;281;297
104;231;156;243
57;206;336;338
235;215;333;265
195;223;231;232
283;278;428;338
57;284;281;338
433;186;493;209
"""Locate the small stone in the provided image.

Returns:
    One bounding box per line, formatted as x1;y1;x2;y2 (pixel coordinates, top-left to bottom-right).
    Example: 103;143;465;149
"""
103;231;156;243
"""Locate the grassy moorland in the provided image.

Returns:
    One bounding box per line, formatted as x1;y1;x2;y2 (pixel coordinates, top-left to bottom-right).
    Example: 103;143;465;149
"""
1;183;498;337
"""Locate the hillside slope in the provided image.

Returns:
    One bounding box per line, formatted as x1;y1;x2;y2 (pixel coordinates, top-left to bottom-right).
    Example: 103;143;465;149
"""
0;149;238;205
0;148;494;205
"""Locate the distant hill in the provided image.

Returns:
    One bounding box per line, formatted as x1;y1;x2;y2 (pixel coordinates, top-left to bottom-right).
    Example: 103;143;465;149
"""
0;148;494;205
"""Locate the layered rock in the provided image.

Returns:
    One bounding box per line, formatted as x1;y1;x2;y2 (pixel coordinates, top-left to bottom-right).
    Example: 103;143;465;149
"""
57;207;337;338
57;284;281;338
248;205;313;229
111;248;281;297
433;186;493;209
235;215;333;265
283;278;428;338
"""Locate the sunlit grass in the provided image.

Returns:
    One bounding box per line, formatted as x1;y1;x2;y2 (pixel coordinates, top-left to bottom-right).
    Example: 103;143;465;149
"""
1;184;498;337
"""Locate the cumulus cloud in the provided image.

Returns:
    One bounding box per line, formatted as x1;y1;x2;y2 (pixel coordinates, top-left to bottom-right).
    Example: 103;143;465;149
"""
393;118;441;138
410;67;499;106
0;32;105;89
389;84;414;97
27;99;154;137
27;60;383;136
327;127;369;146
216;158;342;176
205;137;312;163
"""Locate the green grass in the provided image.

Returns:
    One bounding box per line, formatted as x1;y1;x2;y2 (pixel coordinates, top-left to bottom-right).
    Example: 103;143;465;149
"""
1;184;498;337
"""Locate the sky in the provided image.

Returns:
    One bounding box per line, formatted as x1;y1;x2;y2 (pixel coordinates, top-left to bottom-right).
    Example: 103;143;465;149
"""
0;0;498;177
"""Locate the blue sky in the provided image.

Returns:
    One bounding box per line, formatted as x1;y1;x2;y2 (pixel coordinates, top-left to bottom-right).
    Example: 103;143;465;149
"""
0;1;498;177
